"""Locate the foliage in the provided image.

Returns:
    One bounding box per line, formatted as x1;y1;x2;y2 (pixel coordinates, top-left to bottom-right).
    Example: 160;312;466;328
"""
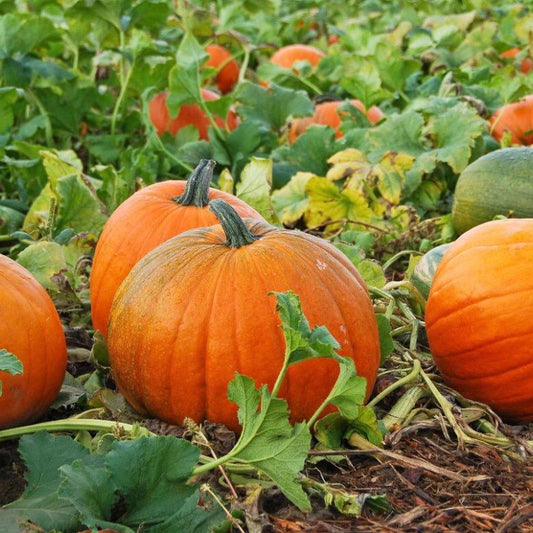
0;0;532;529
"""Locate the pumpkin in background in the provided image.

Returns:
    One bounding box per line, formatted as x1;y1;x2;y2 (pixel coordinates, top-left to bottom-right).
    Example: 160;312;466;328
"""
451;147;533;235
90;160;264;337
148;89;238;139
425;218;533;422
204;44;240;93
270;43;325;72
289;99;384;142
488;95;533;146
107;199;381;432
410;243;451;300
0;255;67;429
499;48;533;74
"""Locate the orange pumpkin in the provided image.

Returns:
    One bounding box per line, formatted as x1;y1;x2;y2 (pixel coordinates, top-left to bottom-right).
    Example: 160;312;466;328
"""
488;94;533;145
270;43;325;72
289;99;384;142
90;160;264;337
425;218;533;422
107;199;381;432
499;47;533;74
148;89;238;139
204;44;240;94
0;255;67;429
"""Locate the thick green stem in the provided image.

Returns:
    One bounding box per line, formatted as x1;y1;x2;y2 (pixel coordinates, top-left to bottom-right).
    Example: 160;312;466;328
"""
111;32;133;136
208;199;260;248
0;418;154;442
381;385;427;432
174;159;216;206
368;359;421;408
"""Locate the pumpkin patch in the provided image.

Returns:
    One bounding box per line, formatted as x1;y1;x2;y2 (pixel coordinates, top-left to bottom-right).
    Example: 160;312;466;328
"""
1;1;533;530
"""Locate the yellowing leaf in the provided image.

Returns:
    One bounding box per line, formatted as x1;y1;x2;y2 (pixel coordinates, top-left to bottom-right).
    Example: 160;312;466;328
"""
327;148;367;166
327;160;373;183
218;168;234;194
236;157;277;223
305;177;374;232
271;172;315;226
376;151;415;204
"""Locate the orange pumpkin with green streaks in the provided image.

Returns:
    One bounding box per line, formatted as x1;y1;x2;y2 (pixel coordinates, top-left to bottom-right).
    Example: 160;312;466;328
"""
90;160;264;337
425;218;533;422
0;255;67;429
107;200;381;432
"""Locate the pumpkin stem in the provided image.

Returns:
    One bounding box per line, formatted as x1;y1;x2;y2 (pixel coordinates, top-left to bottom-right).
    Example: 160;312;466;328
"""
175;159;216;207
209;199;259;248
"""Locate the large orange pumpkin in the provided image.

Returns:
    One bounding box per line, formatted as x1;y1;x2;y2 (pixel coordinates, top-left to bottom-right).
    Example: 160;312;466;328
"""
0;255;67;429
107;199;381;432
425;218;533;422
270;43;325;72
289;99;384;142
148;89;238;139
204;44;240;94
488;94;533;145
90;160;264;337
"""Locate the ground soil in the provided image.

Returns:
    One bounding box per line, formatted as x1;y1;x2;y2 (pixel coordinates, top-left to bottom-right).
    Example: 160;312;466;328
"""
2;419;532;532
1;328;532;532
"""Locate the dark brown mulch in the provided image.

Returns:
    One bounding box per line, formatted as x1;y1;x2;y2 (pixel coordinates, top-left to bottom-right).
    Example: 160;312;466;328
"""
257;431;533;532
1;420;532;532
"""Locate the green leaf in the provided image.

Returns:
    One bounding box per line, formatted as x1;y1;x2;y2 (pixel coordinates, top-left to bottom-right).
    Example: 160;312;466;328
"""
349;405;385;447
0;349;23;376
340;61;390;108
167;33;207;113
357;259;386;289
5;432;88;532
227;374;312;511
236;81;313;131
376;314;394;365
0;205;24;235
320;357;367;421
275;126;337;175
59;456;119;532
0;349;23;395
428;102;485;173
271;171;313;225
16;240;68;291
0;87;18;133
0;13;57;56
105;437;203;526
366;111;427;159
272;290;339;365
235;157;277;223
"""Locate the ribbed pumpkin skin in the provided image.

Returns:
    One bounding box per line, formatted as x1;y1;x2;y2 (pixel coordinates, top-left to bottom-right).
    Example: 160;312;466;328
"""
425;218;533;422
0;255;67;429
451;147;533;235
107;219;381;432
90;182;264;337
